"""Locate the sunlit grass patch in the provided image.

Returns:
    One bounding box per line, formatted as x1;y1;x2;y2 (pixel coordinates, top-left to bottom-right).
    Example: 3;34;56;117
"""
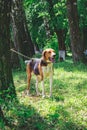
10;60;87;130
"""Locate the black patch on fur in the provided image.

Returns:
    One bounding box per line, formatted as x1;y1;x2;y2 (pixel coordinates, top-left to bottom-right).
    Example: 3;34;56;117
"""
26;58;48;75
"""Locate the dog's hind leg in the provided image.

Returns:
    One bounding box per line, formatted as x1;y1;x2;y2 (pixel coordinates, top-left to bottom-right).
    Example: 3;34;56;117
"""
26;64;32;96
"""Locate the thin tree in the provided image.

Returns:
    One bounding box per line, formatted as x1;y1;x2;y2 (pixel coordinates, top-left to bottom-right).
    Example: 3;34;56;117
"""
46;0;67;61
66;0;84;63
11;0;35;66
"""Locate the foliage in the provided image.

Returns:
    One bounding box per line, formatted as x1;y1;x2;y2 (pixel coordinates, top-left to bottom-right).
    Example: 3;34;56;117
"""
23;0;87;59
52;0;68;29
24;0;68;50
24;0;47;48
44;34;59;60
1;57;87;130
78;0;87;49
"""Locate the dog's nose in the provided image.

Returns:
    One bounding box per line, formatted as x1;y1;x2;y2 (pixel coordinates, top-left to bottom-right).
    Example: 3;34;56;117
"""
53;54;56;57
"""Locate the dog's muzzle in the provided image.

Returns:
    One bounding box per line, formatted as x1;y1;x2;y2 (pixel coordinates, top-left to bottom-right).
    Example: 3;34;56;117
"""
49;54;56;62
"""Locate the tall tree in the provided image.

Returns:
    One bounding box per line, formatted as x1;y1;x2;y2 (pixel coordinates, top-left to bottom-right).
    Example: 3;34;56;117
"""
24;0;47;51
40;0;52;40
0;0;16;122
24;0;67;57
11;0;35;60
66;0;84;63
0;107;4;120
78;0;87;61
46;0;67;60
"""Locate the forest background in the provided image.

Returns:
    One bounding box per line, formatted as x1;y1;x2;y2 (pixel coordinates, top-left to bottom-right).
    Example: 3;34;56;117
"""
0;0;87;130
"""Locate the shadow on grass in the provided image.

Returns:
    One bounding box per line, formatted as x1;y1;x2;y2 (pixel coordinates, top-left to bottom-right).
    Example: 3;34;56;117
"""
5;99;87;130
6;101;48;130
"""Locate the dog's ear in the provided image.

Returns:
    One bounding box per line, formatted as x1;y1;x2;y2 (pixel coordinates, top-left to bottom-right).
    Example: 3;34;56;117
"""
42;50;47;58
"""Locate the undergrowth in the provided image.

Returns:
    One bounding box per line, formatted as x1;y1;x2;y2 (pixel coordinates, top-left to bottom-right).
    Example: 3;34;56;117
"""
1;57;87;130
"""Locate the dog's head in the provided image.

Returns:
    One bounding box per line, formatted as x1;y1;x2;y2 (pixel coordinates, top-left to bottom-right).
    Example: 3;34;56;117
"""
42;48;56;62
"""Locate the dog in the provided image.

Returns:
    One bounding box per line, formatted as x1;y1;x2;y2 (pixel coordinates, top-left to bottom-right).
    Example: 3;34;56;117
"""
25;48;56;97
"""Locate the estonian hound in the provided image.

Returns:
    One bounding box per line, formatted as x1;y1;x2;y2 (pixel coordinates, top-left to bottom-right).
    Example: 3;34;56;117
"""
25;48;56;97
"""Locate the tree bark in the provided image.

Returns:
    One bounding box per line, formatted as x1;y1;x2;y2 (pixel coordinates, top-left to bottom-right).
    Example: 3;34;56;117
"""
43;16;51;40
55;29;66;61
0;0;16;95
66;0;84;63
11;0;35;60
0;0;16;122
0;107;4;119
83;26;87;50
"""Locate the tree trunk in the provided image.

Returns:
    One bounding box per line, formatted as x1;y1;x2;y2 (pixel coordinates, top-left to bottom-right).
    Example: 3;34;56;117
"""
66;0;84;63
83;26;87;50
46;0;66;60
0;106;4;119
10;40;20;68
82;26;87;63
11;0;35;61
0;0;16;95
43;16;51;40
55;29;66;61
0;0;16;122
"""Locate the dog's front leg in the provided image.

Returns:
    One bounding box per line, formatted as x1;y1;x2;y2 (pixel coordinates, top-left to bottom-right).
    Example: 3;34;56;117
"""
26;64;31;96
27;74;31;96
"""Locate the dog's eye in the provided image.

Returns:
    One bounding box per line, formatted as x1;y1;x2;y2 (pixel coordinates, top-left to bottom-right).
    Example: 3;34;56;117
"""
49;51;51;53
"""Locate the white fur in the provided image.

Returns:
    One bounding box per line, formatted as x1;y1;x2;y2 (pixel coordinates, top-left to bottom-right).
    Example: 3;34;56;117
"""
36;63;53;97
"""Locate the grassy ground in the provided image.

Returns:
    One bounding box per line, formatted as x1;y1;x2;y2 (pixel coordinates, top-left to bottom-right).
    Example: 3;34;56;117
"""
2;57;87;130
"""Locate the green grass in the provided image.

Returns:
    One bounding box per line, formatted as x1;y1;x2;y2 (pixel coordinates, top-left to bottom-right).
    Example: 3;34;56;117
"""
1;58;87;130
